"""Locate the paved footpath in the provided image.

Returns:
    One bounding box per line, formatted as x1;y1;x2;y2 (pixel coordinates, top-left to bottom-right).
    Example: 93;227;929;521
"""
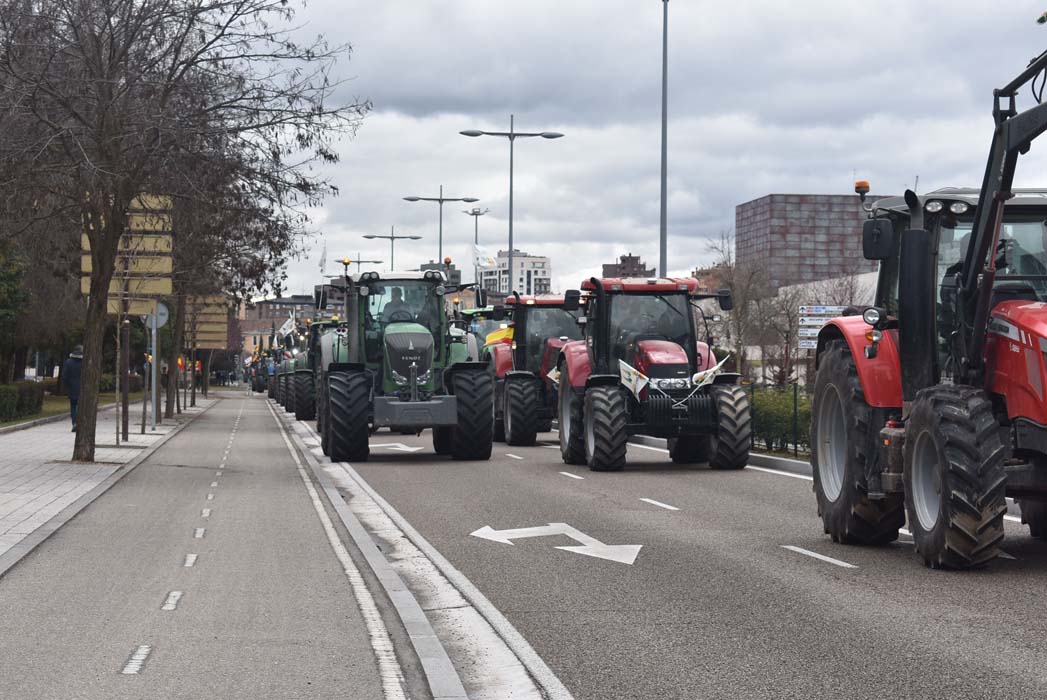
0;399;215;565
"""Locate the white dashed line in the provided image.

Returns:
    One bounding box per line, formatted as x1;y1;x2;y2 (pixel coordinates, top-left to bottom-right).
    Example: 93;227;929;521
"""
639;497;679;511
210;481;218;487
746;465;813;481
206;493;214;501
120;645;153;674
194;528;205;539
183;554;198;567
781;545;857;569
160;591;184;611
559;471;584;480
215;471;223;476
505;454;523;460
201;508;211;518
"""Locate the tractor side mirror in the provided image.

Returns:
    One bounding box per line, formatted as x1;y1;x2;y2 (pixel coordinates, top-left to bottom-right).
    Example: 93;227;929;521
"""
863;219;895;260
562;289;581;311
491;305;507;321
716;289;733;312
476;288;488;308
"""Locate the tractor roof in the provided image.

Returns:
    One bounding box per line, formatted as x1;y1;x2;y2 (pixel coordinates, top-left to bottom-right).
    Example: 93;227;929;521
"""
348;271;444;283
874;187;1047;214
507;294;574;306
582;277;699;294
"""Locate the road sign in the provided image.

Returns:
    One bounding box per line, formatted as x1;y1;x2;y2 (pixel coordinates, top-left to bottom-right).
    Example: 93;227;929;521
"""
798;328;821;338
799;340;819;350
800;316;838;326
143;301;169;330
470;522;643;565
799;305;848;315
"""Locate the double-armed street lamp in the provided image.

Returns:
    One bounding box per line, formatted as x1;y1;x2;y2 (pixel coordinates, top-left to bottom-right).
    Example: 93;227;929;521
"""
403;186;478;270
340;255;384;275
362;226;422;272
460;115;563;294
659;0;669;277
463;207;490;286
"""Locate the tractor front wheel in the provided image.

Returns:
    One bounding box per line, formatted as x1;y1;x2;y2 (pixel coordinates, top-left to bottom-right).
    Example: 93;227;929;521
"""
328;371;370;463
295;372;315;421
433;427;453;455
318;376;330;456
904;385;1007;569
284;375;296;414
451;371;494;460
584;385;628;471
707;384;752;470
558;365;585;464
505;378;539;446
811;341;904;545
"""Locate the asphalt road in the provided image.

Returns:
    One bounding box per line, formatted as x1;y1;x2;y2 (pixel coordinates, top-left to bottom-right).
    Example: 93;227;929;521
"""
342;427;1047;700
0;395;396;700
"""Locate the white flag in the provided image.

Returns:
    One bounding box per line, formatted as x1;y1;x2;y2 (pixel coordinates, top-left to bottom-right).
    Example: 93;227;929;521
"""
474;244;498;270
277;315;295;337
618;360;649;400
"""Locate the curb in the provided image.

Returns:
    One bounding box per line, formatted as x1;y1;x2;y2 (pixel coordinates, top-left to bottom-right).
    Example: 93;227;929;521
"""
0;400;218;580
276;407;469;700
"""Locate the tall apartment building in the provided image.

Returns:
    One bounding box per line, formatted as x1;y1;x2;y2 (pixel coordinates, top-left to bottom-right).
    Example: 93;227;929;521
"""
735;194;880;291
480;249;553;295
602;253;655;278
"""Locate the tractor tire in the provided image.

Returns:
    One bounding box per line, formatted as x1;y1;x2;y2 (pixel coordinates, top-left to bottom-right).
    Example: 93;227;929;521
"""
433;427;453;455
707;384;752;470
1019;499;1047;540
328;371;370;463
537;418;553;433
584;385;628;471
267;376;275;399
318;377;330;456
669;435;709;464
295;372;315;421
274;375;283;403
811;341;904;545
505;378;539;446
451;370;494;460
558;365;585;465
284;375;296;414
904;385;1007;569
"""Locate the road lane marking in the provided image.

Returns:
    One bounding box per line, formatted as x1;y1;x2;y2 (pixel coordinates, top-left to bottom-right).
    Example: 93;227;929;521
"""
781;545;857;569
472;523;642;565
183;554;198;567
120;645;153;674
541;445;560;450
194;528;205;539
1005;514;1022;523
559;471;584;480
201;508;211;518
160;591;183;610
505;454;523;460
215;471;222;476
206;493;214;501
210;481;218;487
747;465;813;481
628;443;669;454
639;497;679;511
266;403;407;699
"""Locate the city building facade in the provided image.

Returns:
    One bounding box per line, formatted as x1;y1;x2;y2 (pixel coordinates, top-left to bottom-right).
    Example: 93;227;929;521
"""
602;253;655;278
480;249;552;295
735;194;880;291
420;260;462;287
239;294;314;358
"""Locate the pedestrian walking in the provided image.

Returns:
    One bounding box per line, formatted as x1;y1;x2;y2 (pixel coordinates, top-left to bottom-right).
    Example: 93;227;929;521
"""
62;345;83;432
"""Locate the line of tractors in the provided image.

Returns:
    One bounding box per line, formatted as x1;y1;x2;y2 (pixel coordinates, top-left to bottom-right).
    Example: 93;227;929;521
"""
263;267;750;473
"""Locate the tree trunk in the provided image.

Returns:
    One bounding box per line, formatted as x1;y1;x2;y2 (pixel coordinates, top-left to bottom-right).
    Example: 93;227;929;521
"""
165;293;185;418
203;349;213;398
74;283;111;461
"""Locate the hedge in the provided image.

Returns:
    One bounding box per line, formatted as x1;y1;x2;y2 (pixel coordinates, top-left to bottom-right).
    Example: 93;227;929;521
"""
750;387;812;453
13;381;44;416
98;374;143;393
0;385;18;422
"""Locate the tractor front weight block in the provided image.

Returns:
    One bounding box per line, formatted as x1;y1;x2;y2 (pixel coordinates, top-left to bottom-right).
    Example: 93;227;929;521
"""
373;396;458;428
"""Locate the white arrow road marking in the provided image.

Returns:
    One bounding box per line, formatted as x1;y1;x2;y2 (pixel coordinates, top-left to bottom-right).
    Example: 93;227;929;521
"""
471;522;642;565
369;442;425;453
781;545;857;569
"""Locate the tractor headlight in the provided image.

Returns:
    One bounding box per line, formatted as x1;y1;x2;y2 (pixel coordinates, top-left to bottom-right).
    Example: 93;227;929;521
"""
949;201;969;215
654;378;689;390
417;369;432;384
862;307;881;326
925;200;944;213
392;370;410;386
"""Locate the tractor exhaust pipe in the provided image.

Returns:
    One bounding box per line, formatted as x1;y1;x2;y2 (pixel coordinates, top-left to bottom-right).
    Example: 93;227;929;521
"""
589;277;610;375
897;226;937;403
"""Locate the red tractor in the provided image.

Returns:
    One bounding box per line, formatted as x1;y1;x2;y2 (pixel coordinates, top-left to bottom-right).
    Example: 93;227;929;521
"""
556;277;749;471
485;291;582;445
811;46;1047;568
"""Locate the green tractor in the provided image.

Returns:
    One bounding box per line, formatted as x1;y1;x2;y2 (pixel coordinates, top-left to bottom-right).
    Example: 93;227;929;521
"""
292;318;338;421
316;270;494;462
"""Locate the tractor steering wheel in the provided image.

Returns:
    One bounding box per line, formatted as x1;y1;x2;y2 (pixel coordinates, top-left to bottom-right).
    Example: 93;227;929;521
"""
386;309;414;323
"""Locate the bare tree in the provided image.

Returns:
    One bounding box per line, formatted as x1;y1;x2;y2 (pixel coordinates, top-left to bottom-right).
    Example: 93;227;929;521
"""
705;229;770;380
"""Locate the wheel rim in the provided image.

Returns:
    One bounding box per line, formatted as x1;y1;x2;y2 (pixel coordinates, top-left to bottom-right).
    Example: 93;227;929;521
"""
560;383;572;447
584;398;595;458
816;385;847;502
911;430;942;531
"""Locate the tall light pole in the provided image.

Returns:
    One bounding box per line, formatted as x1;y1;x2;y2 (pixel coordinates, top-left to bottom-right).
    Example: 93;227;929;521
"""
659;0;669;278
463;207;490;285
403;186;478;270
363;226;421;272
460;115;563;294
341;253;383;274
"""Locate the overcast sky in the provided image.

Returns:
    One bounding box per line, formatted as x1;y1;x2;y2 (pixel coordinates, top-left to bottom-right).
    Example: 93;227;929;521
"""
278;1;1047;297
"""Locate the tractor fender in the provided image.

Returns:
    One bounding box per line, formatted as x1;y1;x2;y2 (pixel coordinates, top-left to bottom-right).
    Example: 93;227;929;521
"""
505;370;537;381
816;317;902;408
585;374;620;388
488;342;515;379
558;340;592;388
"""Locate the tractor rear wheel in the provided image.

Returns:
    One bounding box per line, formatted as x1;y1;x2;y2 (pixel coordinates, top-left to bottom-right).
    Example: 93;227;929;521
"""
505;378;539;446
811;341;904;545
904;385;1007;568
669;435;708;464
584;385;628;471
451;370;494;460
1020;499;1047;540
295;372;315;421
274;375;283;403
328;371;370;463
707;384;752;470
317;376;330;456
558;365;585;465
536;418;553;433
284;375;296;414
267;376;276;400
433;427;453;455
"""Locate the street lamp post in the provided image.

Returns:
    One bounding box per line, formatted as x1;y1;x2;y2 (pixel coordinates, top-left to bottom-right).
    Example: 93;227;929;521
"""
463;207;490;286
362;226;422;272
460;115;563;295
403;186;478;271
659;0;669;278
345;252;383;274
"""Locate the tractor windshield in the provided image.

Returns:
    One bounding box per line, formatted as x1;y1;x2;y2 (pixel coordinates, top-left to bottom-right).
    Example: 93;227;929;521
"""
607;293;693;364
939;219;1047;300
520;307;582;372
367;281;442;335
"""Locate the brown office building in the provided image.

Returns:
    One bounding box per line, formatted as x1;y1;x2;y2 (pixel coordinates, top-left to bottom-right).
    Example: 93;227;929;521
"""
602;253;655;278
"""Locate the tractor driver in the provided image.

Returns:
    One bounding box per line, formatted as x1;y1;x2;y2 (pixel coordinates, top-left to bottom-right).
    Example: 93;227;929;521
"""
381;287;411;323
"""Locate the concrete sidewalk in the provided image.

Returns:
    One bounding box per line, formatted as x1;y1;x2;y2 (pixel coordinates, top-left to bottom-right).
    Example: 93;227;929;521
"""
0;398;216;561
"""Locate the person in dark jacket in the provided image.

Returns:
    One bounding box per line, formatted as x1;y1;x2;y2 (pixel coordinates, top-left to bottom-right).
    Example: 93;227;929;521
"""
62;345;83;431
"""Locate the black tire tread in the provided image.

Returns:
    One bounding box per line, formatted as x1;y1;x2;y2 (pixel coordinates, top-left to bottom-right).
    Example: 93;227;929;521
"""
328;371;370;463
559;365;585;465
452;371;494;460
585;385;628;471
295;371;315;421
505;378;539;446
708;384;752;470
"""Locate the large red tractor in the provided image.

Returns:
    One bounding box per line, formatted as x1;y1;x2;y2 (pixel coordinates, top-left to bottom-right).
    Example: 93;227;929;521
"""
811;45;1047;568
485;291;582;445
557;277;749;471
